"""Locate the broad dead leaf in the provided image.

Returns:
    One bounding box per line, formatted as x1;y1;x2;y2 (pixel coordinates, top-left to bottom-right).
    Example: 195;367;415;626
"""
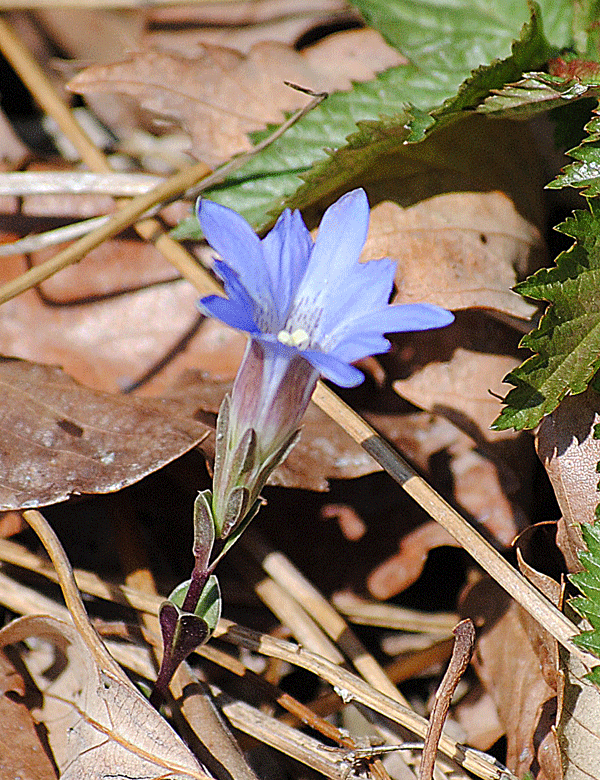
67;36;404;166
392;312;526;438
0;358;211;510
364;191;543;319
535;388;600;562
0;615;206;780
0;242;244;394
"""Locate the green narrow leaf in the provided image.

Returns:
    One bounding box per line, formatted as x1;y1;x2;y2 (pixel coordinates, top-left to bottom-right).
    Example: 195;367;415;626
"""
492;203;600;430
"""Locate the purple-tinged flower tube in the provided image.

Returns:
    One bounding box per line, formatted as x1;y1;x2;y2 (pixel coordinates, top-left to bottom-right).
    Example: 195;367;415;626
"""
197;189;454;536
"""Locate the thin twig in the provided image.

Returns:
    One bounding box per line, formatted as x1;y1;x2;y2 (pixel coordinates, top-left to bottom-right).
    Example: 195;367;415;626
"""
243;529;409;705
332;592;457;634
0;171;163;196
419;619;475;780
21;509;131;683
0;215;109;256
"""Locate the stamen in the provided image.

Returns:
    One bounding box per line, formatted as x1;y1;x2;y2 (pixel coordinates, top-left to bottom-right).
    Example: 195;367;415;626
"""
277;328;311;350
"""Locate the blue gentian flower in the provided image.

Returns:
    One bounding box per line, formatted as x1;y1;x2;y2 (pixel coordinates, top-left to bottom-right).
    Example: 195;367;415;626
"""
197;189;454;535
197;188;454;389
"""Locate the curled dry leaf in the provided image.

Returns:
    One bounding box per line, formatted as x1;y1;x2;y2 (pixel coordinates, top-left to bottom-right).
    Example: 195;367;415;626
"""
0;358;211;510
0;615;206;780
67;35;405;166
535;388;600;564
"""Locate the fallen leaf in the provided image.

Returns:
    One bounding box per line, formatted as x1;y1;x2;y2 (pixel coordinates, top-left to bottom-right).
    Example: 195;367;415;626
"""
0;649;58;779
535;388;600;563
0;358;211;510
392;310;525;438
363;191;544;318
68;37;405;166
462;576;560;779
146;0;350;53
0;615;206;779
357;399;530;598
0;241;239;394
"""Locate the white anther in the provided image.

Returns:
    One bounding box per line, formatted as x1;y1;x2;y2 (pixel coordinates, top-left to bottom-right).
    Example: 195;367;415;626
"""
277;328;310;349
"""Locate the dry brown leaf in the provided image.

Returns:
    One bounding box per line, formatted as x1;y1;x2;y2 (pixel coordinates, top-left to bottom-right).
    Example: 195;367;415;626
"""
163;372;378;491
462;577;560;779
0;649;58;779
0;615;206;780
0;358;211;510
392;312;525;438
535;389;600;563
34;9;146;133
363;191;542;319
0;240;246;394
67;37;404;166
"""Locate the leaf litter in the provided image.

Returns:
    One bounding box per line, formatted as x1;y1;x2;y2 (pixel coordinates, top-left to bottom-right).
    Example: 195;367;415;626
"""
0;1;599;779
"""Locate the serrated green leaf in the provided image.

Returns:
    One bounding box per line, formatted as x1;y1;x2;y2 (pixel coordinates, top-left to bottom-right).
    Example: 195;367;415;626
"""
493;204;600;430
570;524;600;666
194;1;550;231
548;109;600;195
478;72;600;119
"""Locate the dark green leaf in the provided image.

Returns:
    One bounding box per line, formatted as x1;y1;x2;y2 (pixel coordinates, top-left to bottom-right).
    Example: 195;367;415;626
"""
188;1;551;232
478;73;600;119
548;110;600;196
493;204;600;430
570;523;600;675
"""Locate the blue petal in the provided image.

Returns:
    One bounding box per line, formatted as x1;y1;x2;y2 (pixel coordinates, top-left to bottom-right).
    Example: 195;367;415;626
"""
197;294;259;334
197;199;272;306
261;209;313;321
301;349;365;388
321;257;396;336
297;189;370;306
329;333;391;363
332;303;455;343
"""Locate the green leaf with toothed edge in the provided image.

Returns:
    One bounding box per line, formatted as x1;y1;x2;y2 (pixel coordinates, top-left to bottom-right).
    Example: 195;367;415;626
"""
492;203;600;431
174;0;551;236
570;522;600;686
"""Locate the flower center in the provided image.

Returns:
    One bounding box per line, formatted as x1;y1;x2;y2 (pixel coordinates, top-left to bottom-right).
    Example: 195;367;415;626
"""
277;328;311;350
